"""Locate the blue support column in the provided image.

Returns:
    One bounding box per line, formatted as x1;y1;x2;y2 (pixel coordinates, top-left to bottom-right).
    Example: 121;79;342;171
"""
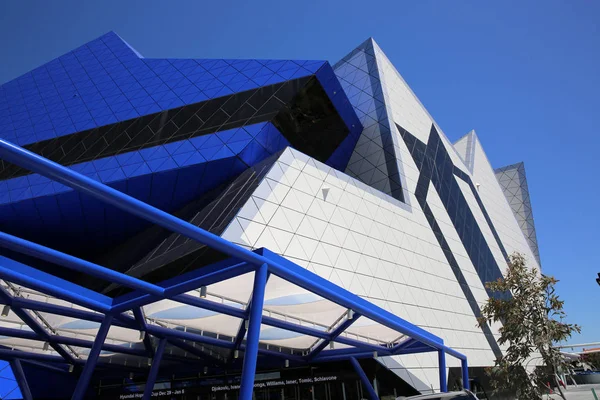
143;338;167;400
71;315;113;400
238;264;268;400
133;308;154;357
438;350;448;393
11;359;32;400
349;357;378;400
461;357;470;390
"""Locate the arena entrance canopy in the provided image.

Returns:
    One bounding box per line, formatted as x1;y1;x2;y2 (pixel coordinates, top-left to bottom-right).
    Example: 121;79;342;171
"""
0;138;469;400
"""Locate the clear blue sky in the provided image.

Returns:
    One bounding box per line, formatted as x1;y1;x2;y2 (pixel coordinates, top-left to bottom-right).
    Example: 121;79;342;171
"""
0;0;598;345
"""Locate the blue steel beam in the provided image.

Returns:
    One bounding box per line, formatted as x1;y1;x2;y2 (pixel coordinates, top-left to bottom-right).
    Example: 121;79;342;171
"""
0;231;253;316
0;138;468;384
0;255;437;368
313;351;380;363
440;344;470;387
147;325;235;350
392;338;420;352
7;297;136;331
11;359;32;400
0;326;146;357
164;293;246;318
442;345;467;361
228;272;271;364
349;357;378;400
311;344;428;363
0;138;271;269
0;232;164;298
0;257;111;313
0;348;148;373
21;359;71;375
396;346;438;356
133;308;154;357
0;348;66;364
112;259;255;313
143;338;167;400
0;253;425;362
0;138;446;353
3;263;389;359
167;339;222;367
262;314;390;355
4;297;103;322
239;264;267;400
122;288;386;356
308;312;361;360
163;260;252;298
313;347;373;359
391;338;437;355
259;249;444;349
461;358;470;390
110;311;302;361
229;315;249;364
0;286;76;364
438;350;448;393
71;315;113;400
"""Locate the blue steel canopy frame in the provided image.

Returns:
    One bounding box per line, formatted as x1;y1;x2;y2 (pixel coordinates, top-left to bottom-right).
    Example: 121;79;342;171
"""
0;138;470;400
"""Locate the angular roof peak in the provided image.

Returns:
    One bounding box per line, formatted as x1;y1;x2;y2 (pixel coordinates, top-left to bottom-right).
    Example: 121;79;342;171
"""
453;130;478;173
111;31;144;58
494;162;541;265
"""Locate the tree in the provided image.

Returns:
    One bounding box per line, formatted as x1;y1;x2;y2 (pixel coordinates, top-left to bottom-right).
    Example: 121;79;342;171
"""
477;252;581;400
580;352;600;370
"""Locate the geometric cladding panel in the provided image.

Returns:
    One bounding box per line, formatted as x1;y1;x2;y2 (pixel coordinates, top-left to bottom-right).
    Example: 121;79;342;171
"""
494;162;541;265
333;39;404;201
0;32;326;147
0;32;362;261
0;361;22;400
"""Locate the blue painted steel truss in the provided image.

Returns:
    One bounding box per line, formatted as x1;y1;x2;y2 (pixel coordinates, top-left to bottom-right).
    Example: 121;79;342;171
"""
0;138;470;399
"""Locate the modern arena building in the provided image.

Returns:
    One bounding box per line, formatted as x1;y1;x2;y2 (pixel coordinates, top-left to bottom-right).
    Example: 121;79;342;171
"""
0;33;541;399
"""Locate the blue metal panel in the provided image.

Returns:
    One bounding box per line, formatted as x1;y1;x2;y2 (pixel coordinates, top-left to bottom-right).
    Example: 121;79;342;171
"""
0;138;272;271
0;32;324;146
0;32;364;260
0;360;24;400
0;122;286;254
